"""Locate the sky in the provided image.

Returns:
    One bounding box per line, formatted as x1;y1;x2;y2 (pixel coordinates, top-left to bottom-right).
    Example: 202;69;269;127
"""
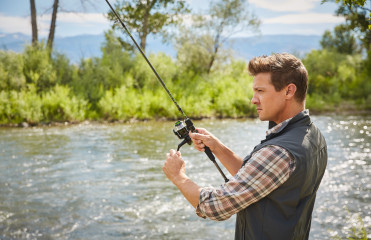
0;0;346;38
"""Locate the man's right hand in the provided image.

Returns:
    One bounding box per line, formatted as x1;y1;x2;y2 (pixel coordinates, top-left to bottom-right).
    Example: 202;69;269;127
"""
190;127;243;175
189;128;220;152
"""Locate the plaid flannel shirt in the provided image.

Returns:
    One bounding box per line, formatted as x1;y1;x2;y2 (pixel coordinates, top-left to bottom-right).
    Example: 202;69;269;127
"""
196;119;296;221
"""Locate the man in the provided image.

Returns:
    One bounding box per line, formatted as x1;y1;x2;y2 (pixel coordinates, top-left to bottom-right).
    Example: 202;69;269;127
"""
163;53;327;240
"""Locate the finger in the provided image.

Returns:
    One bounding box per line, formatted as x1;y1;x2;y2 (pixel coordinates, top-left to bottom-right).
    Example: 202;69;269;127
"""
196;139;203;145
193;141;205;148
189;132;207;141
169;149;176;156
196;146;205;152
195;128;210;135
193;141;205;149
162;165;169;176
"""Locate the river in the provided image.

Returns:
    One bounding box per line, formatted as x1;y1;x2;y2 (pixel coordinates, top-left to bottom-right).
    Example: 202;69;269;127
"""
0;114;370;239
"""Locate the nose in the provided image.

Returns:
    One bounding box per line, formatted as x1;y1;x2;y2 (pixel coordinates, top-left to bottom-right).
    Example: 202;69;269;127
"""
251;93;259;105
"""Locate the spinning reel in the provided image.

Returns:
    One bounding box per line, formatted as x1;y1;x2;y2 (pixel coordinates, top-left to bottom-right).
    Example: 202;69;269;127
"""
173;118;195;151
173;118;229;182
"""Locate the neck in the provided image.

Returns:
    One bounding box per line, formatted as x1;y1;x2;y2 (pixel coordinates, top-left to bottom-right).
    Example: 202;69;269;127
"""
274;102;305;124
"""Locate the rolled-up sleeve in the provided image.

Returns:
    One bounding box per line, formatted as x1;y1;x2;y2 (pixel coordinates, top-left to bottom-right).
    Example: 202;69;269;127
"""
196;145;296;221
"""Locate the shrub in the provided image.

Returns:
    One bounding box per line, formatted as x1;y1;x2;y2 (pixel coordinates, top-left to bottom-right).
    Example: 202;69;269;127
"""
42;85;87;122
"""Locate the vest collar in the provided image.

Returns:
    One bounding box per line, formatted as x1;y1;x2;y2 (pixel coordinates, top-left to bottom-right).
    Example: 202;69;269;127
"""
265;110;310;140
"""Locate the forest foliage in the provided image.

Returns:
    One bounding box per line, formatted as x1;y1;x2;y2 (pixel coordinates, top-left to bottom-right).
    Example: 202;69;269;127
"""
0;36;369;125
0;0;370;125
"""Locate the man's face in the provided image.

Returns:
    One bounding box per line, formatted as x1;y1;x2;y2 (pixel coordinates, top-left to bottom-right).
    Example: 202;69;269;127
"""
251;72;286;124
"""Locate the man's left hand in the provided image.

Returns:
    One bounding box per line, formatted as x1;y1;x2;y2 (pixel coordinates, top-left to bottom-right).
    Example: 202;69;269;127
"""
163;149;186;185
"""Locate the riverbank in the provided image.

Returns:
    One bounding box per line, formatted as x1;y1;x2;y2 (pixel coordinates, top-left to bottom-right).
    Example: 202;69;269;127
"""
1;106;370;129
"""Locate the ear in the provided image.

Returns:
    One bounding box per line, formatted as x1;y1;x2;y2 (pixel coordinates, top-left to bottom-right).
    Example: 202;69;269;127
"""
285;83;297;100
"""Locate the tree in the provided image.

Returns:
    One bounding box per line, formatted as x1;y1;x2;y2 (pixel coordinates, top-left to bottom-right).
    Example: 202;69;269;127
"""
176;30;217;75
28;0;59;52
47;0;59;52
320;24;360;54
177;0;260;74
47;0;95;52
107;0;190;53
28;0;98;53
30;0;38;46
322;0;371;52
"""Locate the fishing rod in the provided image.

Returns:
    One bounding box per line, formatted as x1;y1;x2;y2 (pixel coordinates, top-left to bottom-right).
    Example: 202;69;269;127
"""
105;0;229;182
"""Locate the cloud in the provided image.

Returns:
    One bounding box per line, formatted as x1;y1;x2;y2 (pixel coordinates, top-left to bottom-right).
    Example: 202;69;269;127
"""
48;12;109;24
249;0;321;12
0;13;109;37
263;13;345;24
0;14;33;35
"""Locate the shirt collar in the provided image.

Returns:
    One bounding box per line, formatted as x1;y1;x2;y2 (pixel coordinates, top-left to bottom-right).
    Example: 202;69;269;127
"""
266;109;309;136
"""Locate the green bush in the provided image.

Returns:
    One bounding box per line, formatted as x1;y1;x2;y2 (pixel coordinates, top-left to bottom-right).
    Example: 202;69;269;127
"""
98;86;178;121
42;85;87;122
1;40;370;125
98;86;141;120
71;57;105;107
303;49;370;111
0;85;42;124
0;50;26;91
23;43;57;92
210;63;255;118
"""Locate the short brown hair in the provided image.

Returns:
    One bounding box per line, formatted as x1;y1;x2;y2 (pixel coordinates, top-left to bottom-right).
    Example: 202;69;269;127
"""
248;53;308;102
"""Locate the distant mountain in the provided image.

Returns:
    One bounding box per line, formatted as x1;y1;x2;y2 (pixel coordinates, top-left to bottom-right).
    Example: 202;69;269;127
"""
54;34;105;62
0;33;105;63
0;32;30;52
0;32;321;63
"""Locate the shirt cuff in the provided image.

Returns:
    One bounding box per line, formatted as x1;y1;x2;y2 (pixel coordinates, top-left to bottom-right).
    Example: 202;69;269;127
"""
195;187;213;219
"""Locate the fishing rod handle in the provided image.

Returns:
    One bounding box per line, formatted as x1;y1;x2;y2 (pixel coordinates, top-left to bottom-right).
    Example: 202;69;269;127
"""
200;135;229;183
191;125;215;161
204;146;215;161
186;118;228;182
204;146;229;182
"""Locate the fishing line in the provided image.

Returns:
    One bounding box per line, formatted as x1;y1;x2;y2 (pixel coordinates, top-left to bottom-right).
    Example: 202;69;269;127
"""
105;0;229;182
105;0;187;119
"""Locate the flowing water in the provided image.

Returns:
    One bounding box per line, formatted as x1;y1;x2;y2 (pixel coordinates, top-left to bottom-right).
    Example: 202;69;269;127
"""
0;115;370;239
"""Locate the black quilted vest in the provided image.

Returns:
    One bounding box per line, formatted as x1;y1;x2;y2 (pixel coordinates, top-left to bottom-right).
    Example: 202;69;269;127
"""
235;111;327;240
